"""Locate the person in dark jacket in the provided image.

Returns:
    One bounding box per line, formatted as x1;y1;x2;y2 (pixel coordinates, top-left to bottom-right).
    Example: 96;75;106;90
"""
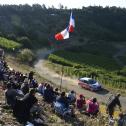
5;83;24;108
21;82;29;95
44;84;54;103
57;92;69;108
117;113;125;126
21;89;38;123
28;71;34;82
106;93;122;118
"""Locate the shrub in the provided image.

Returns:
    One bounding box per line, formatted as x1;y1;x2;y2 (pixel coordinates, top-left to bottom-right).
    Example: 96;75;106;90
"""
17;49;35;63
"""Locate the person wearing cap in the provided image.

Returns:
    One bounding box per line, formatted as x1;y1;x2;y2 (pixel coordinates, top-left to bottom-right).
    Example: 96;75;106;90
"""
76;94;86;112
106;93;122;118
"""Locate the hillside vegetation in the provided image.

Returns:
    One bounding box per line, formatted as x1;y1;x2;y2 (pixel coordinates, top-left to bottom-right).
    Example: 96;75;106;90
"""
0;37;22;50
0;5;126;49
48;42;126;90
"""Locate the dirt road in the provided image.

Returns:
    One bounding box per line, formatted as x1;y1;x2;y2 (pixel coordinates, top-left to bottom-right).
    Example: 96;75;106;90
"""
34;48;126;109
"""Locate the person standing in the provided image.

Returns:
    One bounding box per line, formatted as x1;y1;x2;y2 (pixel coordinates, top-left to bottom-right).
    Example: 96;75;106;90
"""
106;93;122;118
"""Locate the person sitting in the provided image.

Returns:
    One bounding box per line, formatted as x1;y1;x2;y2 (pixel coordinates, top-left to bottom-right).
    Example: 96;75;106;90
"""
53;88;60;101
19;74;26;83
5;83;23;108
20;89;38;123
86;98;99;116
57;92;69;108
67;90;76;104
30;102;44;125
30;79;38;88
55;92;75;117
21;81;29;95
15;84;24;96
76;94;86;113
44;84;54;103
37;83;44;95
28;71;34;83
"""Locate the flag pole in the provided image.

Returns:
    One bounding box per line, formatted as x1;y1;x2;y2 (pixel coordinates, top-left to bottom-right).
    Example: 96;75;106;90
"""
60;65;64;92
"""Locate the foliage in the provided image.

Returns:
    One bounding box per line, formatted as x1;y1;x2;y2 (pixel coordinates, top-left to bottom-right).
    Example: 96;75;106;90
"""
0;5;126;49
52;51;119;70
0;37;22;50
17;36;32;48
47;43;126;89
118;56;126;65
17;49;35;63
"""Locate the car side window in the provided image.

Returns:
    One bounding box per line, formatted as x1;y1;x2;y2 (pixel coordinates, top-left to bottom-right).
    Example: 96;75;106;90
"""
83;80;88;84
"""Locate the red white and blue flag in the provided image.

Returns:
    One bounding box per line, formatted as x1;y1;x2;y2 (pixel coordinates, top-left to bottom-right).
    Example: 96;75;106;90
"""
68;12;75;33
55;27;69;40
55;12;75;41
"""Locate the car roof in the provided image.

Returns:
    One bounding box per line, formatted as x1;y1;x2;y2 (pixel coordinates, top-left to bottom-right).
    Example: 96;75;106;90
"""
79;77;92;81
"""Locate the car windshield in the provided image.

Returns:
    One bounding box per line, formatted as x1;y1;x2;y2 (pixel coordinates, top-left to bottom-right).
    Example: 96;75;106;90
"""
88;79;96;84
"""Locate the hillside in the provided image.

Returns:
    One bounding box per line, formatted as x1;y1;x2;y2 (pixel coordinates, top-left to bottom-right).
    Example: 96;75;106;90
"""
0;4;126;126
0;5;126;49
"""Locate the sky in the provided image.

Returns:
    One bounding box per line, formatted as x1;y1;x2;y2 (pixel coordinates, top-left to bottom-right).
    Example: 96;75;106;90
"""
0;0;126;8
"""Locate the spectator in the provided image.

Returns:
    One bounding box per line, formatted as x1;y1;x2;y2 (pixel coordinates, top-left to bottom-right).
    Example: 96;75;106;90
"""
37;83;44;95
21;89;38;123
106;93;122;118
53;88;60;101
16;84;24;96
118;113;124;126
5;83;23;107
44;84;54;103
76;94;86;112
68;90;76;104
86;98;99;116
57;92;69;108
28;71;34;82
19;74;26;83
30;79;38;88
21;81;29;95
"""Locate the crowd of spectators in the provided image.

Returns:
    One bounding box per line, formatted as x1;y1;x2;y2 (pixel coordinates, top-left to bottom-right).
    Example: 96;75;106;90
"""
0;52;125;126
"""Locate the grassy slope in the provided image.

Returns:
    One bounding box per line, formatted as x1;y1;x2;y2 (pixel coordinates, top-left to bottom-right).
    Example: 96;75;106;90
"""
0;37;22;50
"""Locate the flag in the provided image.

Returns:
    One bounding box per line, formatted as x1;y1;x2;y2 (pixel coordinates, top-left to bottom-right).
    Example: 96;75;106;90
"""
68;12;75;33
55;28;69;40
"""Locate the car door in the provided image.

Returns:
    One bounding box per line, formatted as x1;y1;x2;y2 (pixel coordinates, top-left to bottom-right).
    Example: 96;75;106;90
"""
84;80;90;89
78;79;84;87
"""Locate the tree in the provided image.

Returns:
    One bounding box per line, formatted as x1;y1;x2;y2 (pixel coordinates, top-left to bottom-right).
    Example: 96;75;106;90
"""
58;3;64;9
17;36;32;48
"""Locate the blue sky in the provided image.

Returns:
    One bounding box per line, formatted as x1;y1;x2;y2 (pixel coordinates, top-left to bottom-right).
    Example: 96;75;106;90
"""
0;0;126;8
